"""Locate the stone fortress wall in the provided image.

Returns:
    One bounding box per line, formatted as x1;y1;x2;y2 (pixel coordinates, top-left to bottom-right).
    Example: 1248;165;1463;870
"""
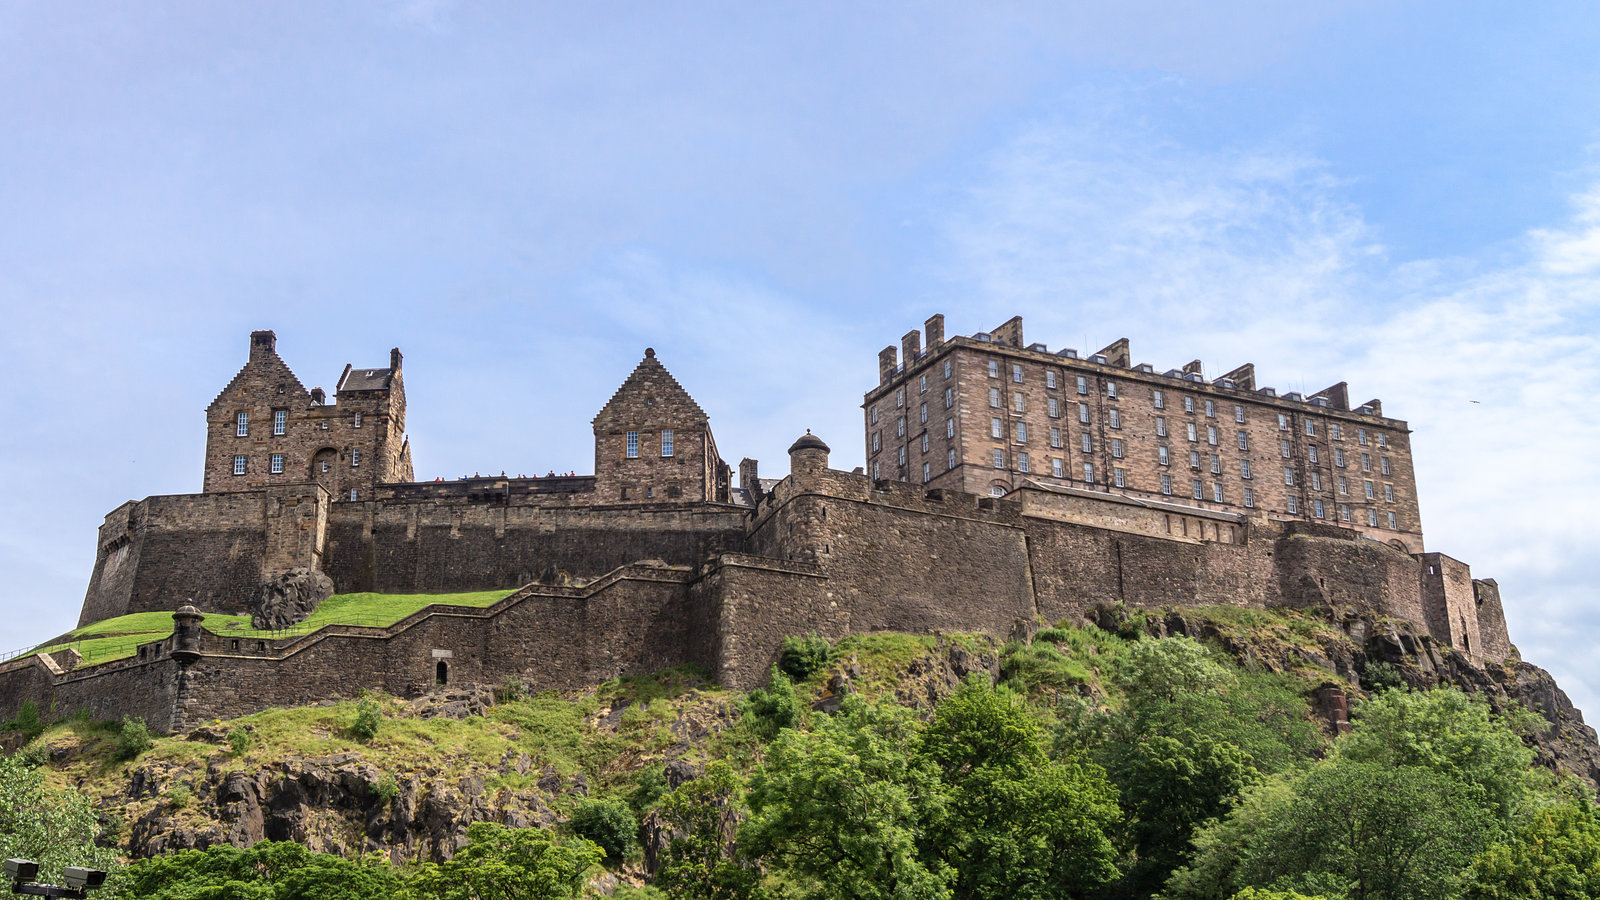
0;322;1516;732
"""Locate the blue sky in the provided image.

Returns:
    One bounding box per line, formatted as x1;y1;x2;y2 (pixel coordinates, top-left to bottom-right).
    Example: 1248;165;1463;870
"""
3;1;1599;713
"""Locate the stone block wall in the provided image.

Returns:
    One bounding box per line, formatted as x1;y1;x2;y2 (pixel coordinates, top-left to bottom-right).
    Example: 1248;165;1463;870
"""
1474;579;1513;660
1420;552;1484;660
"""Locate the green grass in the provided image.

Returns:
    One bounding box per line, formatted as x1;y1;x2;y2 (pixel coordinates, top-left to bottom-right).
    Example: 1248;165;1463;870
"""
24;590;517;668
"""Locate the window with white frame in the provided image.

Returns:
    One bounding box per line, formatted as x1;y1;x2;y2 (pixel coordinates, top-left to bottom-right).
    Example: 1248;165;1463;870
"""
1213;483;1224;502
350;489;358;501
1186;422;1198;442
990;387;1001;408
1052;457;1064;477
1387;511;1397;529
1156;417;1168;437
1311;471;1322;491
1114;467;1126;488
1368;508;1379;527
1304;420;1315;436
626;431;639;458
1076;376;1088;395
1204;399;1215;418
1280;439;1292;458
1018;452;1030;473
1335;449;1346;467
1278;413;1289;430
1365;480;1375;500
236;412;249;437
1241;459;1252;478
991;417;1003;439
1309;445;1319;464
1012;364;1023;383
1315;500;1325;518
1207;426;1217;445
944;360;952;378
946;418;954;439
1161;474;1173;494
1083;462;1095;483
921;433;929;453
1159;446;1170;466
991;486;1006;497
1338;476;1348;494
1192;479;1203;500
233;455;246;475
1244;487;1255;508
1081;433;1092;452
993;449;1005;468
1378;433;1388;448
872;431;881;452
947;449;956;469
898;446;907;465
351;449;360;468
1235;405;1245;423
1331;423;1342;440
1015;422;1028;443
989;360;1000;378
1012;392;1024;413
1210;454;1221;474
353;412;362;428
1109;409;1121;429
919;374;927;393
1358;428;1368;445
1046;370;1057;388
1153;389;1165;409
1111;438;1124;458
922;462;930;482
1184;396;1195;413
897;417;906;437
1340;504;1351;521
1284;467;1294;486
1381;457;1391;475
1237;431;1248;450
919;403;928;424
873;461;880;479
1362;454;1372;472
1079;403;1090;424
270;453;284;474
1106;382;1118;399
1287;496;1299;514
896;388;904;407
662;429;675;456
1048;397;1059;418
273;410;286;436
1190;450;1201;468
944;387;954;409
1050;427;1061;448
871;408;879;425
1384;483;1394;502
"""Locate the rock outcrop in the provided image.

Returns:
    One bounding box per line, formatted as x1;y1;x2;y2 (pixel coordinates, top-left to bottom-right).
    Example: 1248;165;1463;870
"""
251;568;334;630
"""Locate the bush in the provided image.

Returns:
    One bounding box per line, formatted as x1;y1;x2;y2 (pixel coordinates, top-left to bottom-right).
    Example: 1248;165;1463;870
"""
628;766;669;814
1360;660;1405;692
166;784;192;809
1034;627;1073;644
745;669;803;740
4;700;45;741
778;634;832;681
227;727;250;756
117;716;153;760
13;742;48;769
372;771;399;805
568;798;639;861
350;700;382;742
495;675;527;703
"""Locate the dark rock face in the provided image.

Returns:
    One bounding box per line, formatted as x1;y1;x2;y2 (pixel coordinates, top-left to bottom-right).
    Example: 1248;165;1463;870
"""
251;568;334;630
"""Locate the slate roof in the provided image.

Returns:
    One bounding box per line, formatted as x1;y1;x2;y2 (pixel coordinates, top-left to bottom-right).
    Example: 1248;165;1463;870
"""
338;366;396;392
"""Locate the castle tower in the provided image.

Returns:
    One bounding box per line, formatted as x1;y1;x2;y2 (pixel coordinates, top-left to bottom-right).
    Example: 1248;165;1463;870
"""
204;332;413;499
592;348;730;504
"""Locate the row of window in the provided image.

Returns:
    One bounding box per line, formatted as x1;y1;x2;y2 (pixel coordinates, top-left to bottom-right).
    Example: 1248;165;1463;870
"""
232;451;359;477
623;430;675;459
234;410;363;437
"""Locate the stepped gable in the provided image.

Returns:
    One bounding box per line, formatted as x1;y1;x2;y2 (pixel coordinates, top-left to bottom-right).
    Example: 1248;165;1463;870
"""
206;331;311;413
592;348;707;429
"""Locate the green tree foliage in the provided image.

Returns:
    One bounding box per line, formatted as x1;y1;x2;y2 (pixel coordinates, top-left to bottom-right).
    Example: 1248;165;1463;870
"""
1229;890;1328;900
0;753;120;892
918;678;1121;900
116;715;153;759
404;822;602;900
743;668;804;741
655;761;761;900
778;634;833;681
350;700;382;742
743;696;952;900
3;699;45;741
125;841;403;900
567;798;639;861
1464;800;1600;899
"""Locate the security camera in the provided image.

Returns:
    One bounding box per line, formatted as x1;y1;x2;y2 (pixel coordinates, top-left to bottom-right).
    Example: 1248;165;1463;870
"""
63;868;107;890
4;859;39;884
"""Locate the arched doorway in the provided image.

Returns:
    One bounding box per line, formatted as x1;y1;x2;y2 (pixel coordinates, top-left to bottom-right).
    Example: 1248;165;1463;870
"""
311;448;338;495
435;660;449;686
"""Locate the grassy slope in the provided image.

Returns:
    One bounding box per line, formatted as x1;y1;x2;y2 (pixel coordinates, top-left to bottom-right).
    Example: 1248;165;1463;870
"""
28;590;515;667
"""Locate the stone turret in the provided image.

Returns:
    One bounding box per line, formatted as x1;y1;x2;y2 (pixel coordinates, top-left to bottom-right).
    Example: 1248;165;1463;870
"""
788;431;831;480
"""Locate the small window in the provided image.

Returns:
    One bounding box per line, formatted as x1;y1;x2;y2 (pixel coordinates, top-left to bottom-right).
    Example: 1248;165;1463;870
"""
1237;431;1248;451
626;431;639;458
989;387;1001;408
1244;488;1255;508
991;486;1006;498
1213;483;1224;502
1340;503;1351;521
898;446;907;465
872;432;882;452
1052;457;1064;477
919;374;927;394
321;460;330;473
1190;450;1201;468
1381;457;1392;475
1111;438;1124;459
944;388;953;409
1076;376;1088;395
943;360;952;378
1082;462;1094;483
1234;405;1245;424
1387;511;1397;529
1304;419;1315;436
1048;397;1060;418
1368;508;1379;527
1206;426;1217;446
896;388;904;408
993;449;1005;468
991;417;1003;439
1050;427;1062;448
353;412;362;428
661;429;674;456
1378;434;1389;449
989;360;1000;378
351;449;360;468
871;408;879;425
1184;396;1195;413
236;412;249;437
273;410;287;435
1204;400;1215;418
946;418;955;439
1018;452;1030;473
1106;382;1118;399
1015;422;1028;443
1315;499;1325;518
872;461;881;479
1362;454;1372;472
1241;460;1252;478
1158;446;1170;466
1338;476;1348;494
922;462;931;483
1046;370;1057;388
1384;483;1395;502
1278;413;1289;430
1284;467;1295;486
1161;474;1173;495
1358;428;1369;445
1079;403;1090;424
921;433;930;453
1280;439;1292;458
1081;433;1092;453
1192;479;1203;500
1109;409;1121;429
1330;423;1342;440
947;449;956;470
1156;417;1168;437
270;453;284;474
1114;467;1125;488
1335;449;1346;467
1012;364;1023;383
1012;392;1024;413
350;488;359;501
1186;423;1198;442
1311;471;1322;491
1365;480;1375;500
233;455;247;476
1210;454;1221;474
1309;445;1320;464
1287;495;1299;514
1153;390;1165;409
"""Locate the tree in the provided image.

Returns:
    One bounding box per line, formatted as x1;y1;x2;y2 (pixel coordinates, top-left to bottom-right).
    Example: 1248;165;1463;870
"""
404;823;601;900
742;696;953;900
125;841;403;900
1464;800;1600;900
918;678;1121;900
568;798;638;861
0;753;121;893
655;761;761;900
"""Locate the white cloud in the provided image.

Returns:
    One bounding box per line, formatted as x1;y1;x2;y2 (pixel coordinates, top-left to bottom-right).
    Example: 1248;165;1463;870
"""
940;115;1600;714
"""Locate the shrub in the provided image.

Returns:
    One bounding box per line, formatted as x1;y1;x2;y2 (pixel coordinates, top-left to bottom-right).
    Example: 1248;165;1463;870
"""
495;675;527;703
1360;660;1405;692
372;771;399;805
745;668;803;740
628;767;669;814
13;742;48;769
167;784;192;809
350;700;382;742
4;700;46;741
227;727;250;756
778;634;832;681
1034;627;1073;644
117;716;153;760
568;798;639;861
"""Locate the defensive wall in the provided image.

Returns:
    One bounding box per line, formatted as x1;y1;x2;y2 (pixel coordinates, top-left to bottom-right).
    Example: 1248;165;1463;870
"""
6;438;1514;731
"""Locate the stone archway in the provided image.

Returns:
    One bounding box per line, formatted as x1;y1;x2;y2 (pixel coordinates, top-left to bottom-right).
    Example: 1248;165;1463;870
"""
310;447;338;495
